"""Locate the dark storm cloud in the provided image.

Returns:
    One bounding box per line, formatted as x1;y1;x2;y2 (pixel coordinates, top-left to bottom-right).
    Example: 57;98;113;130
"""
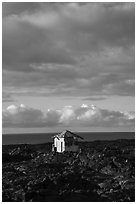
2;2;40;17
2;68;135;98
2;18;75;70
2;2;135;98
3;104;135;128
83;96;108;101
2;92;15;102
3;3;134;68
61;3;134;51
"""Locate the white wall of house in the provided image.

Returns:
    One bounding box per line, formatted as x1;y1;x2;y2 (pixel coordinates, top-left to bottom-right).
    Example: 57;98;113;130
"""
53;137;79;153
54;137;65;153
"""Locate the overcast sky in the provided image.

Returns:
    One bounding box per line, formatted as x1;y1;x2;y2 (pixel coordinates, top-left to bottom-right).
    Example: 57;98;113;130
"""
2;2;135;133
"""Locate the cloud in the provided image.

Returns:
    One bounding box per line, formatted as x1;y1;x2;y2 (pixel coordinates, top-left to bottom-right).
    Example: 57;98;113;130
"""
2;59;135;98
2;2;40;17
83;96;107;101
2;5;75;70
2;104;135;128
45;109;61;126
3;3;134;69
59;106;75;125
2;92;15;102
3;104;45;127
2;3;135;99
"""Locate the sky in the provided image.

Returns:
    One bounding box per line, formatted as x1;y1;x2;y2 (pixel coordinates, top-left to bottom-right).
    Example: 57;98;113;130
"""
2;2;135;133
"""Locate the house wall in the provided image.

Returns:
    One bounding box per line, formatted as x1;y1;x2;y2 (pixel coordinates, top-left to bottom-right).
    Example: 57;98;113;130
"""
65;144;79;152
54;137;65;153
53;136;79;153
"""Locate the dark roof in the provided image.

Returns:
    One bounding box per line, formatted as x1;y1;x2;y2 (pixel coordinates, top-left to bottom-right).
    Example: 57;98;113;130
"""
53;130;84;140
65;130;84;140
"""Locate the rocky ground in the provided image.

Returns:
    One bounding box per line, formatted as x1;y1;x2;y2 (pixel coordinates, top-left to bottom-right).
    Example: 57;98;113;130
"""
3;139;135;202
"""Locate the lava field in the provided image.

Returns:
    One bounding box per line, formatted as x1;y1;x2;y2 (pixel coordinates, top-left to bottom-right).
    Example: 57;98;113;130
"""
2;139;135;202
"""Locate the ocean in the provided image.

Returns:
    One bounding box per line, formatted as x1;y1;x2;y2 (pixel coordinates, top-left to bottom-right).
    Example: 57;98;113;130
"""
2;132;135;145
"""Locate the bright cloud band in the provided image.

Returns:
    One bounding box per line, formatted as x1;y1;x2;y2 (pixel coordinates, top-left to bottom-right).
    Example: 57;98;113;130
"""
3;104;135;128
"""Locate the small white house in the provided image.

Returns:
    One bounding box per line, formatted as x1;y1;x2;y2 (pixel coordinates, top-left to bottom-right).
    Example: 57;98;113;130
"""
52;130;83;153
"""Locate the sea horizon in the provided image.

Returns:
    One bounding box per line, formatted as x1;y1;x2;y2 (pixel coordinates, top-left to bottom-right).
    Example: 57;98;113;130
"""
2;131;135;145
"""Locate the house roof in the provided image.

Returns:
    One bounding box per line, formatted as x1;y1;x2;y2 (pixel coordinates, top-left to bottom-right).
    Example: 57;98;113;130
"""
53;130;84;140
